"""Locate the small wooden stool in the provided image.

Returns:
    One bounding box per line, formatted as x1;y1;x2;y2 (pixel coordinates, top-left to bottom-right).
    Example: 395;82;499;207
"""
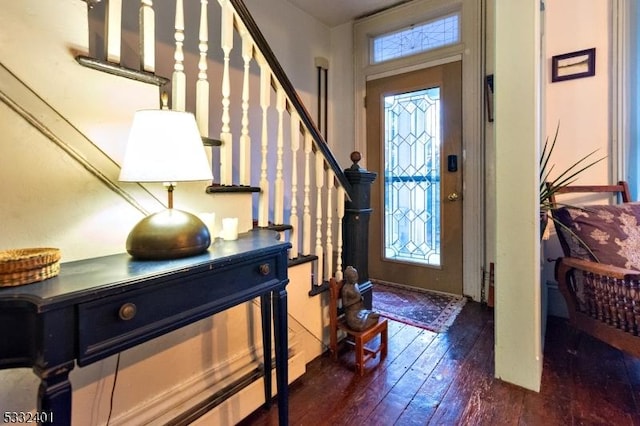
329;277;388;375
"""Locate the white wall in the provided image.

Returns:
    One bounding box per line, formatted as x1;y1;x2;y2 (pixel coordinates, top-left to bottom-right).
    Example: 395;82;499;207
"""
246;0;331;106
0;1;159;259
544;1;611;184
542;0;612;317
329;22;356;165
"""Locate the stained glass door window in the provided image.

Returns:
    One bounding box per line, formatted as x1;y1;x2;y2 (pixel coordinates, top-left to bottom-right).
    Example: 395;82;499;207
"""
383;87;441;266
371;14;460;64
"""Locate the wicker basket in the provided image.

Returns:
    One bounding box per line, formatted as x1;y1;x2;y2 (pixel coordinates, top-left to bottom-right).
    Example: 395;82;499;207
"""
0;248;61;287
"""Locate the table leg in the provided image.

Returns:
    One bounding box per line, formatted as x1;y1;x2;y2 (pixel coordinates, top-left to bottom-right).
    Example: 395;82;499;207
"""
272;287;288;425
36;361;74;425
260;292;272;408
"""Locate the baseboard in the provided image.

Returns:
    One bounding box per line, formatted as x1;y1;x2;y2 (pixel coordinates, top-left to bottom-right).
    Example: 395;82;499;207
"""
110;331;304;426
108;347;258;425
189;351;307;426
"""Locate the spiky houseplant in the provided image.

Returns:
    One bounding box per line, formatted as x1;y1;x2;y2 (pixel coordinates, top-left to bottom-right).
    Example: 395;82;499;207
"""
539;124;606;257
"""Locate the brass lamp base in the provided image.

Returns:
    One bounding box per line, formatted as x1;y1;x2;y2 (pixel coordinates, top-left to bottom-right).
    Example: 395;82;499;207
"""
126;209;211;260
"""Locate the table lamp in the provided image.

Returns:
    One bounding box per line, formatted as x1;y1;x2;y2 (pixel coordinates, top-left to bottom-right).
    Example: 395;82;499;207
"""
119;105;213;260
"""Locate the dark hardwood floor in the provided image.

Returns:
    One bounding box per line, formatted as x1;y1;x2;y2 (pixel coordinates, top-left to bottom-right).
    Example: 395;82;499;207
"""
239;302;640;425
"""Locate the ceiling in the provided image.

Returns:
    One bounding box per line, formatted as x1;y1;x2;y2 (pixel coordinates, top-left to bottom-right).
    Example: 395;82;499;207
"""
286;0;411;27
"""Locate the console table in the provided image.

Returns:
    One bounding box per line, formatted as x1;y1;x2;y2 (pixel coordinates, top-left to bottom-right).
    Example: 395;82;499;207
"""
0;230;291;425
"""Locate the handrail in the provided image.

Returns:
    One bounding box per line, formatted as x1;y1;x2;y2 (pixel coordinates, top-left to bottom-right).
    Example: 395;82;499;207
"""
229;0;353;198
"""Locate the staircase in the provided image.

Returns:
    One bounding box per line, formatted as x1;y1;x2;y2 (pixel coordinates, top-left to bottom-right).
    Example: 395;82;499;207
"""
80;0;353;287
0;0;369;424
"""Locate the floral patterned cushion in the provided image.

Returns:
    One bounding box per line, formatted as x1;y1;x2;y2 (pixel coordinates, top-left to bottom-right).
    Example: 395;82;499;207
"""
552;203;640;270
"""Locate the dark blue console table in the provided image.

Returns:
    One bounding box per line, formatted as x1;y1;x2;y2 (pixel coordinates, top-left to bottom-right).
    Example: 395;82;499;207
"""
0;230;291;425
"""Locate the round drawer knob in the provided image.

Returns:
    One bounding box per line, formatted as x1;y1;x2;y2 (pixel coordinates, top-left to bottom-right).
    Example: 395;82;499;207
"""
259;264;270;276
118;302;137;321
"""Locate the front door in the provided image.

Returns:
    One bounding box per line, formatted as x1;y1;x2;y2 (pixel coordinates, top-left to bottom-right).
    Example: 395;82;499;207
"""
366;61;463;294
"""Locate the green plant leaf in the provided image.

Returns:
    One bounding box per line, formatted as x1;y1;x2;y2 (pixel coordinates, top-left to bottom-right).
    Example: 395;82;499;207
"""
539;122;606;260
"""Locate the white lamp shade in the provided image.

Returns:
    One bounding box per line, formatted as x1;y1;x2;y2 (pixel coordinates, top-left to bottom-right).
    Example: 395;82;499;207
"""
119;109;213;182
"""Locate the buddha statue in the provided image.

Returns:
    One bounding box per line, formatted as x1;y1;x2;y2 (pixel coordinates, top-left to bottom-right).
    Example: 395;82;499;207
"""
341;266;380;331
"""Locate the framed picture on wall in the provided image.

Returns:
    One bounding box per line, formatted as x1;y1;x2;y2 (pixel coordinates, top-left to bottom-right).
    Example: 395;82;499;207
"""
551;48;596;82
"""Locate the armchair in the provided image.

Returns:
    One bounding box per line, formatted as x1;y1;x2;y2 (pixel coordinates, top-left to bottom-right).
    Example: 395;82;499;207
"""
550;181;640;357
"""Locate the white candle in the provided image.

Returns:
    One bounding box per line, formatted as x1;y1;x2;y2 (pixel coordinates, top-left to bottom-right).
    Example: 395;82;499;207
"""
197;212;217;238
222;217;239;241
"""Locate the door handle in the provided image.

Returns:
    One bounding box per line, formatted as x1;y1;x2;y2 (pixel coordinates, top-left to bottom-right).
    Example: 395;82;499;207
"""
447;192;459;202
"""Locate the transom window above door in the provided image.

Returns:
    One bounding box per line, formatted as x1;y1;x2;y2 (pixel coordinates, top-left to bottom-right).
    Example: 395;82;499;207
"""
371;13;460;64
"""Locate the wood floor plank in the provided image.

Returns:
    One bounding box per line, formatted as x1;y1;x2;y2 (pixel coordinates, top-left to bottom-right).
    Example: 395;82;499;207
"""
237;302;640;426
304;323;429;425
363;305;488;424
330;305;483;426
519;315;573;425
426;315;498;425
259;320;423;426
330;330;438;425
623;353;640;417
392;303;490;424
362;332;450;425
240;321;413;426
570;330;636;425
452;321;528;426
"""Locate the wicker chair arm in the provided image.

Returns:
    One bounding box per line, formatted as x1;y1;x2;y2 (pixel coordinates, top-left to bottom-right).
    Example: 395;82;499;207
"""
557;257;640;281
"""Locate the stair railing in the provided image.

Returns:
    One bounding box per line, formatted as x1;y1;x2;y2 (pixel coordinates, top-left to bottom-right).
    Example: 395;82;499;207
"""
85;0;354;284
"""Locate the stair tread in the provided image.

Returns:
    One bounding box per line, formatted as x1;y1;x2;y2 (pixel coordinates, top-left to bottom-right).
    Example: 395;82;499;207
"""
75;55;170;86
206;184;261;194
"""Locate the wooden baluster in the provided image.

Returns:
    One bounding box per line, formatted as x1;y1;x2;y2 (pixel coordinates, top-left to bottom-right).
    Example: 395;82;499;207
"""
607;279;616;325
618;280;625;330
324;170;333;280
315;153;324;285
171;0;185;111
601;278;608;322
623;280;632;332
612;280;620;326
601;278;609;322
611;279;624;328
586;272;596;318
219;0;233;185
632;280;640;334
105;0;122;63
596;277;604;319
335;186;345;281
593;275;601;319
630;282;637;333
624;282;632;332
239;25;253;186
196;0;209;136
302;131;312;255
612;279;622;327
289;114;300;259
258;58;271;227
139;0;155;72
274;89;286;225
596;277;603;319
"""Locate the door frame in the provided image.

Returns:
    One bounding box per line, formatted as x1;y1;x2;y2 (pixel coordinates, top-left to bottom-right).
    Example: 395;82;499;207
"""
354;0;485;300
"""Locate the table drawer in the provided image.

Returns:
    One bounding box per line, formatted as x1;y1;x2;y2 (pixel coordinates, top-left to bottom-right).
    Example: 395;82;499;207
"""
77;255;281;365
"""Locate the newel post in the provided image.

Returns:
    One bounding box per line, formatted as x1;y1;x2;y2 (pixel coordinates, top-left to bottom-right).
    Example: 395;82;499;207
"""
342;152;377;309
